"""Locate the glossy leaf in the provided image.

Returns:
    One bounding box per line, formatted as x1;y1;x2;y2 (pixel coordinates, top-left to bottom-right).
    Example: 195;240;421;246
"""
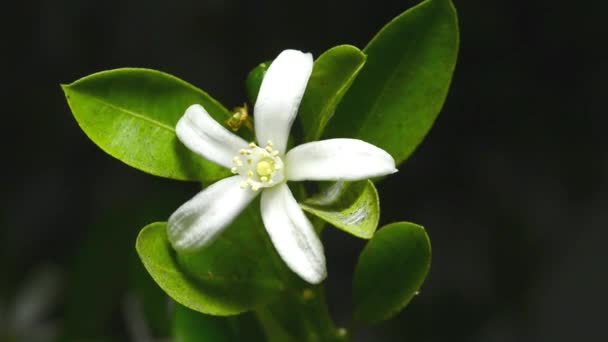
324;0;459;166
352;222;431;324
136;204;284;316
299;45;366;142
62;68;231;181
300;181;379;239
173;304;265;342
246;61;271;105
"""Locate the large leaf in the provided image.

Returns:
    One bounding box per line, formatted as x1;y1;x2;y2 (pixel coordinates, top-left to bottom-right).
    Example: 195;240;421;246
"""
62;68;231;181
324;0;459;166
352;222;431;324
300;181;379;239
298;45;366;142
173;304;265;342
136;204;284;316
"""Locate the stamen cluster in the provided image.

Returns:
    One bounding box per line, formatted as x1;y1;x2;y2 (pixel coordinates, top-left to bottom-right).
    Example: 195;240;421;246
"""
230;140;285;191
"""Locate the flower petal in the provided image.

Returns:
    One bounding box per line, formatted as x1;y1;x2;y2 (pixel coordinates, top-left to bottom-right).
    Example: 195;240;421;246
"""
254;49;313;153
260;184;326;284
168;176;258;252
176;104;249;169
285;138;398;181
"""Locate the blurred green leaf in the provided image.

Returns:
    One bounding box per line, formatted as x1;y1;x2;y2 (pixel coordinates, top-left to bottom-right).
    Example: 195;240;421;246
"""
61;209;137;341
136;204;284;316
62;68;231;182
173;304;265;342
246;61;271;105
299;45;366;142
324;0;459;166
300;181;379;239
61;185;189;341
352;222;431;324
129;254;171;337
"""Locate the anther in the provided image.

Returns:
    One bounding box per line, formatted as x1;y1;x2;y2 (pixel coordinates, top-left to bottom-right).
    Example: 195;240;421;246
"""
267;140;273;146
260;176;268;182
249;142;257;148
231;167;238;174
271;150;279;157
247;170;254;177
240;181;248;189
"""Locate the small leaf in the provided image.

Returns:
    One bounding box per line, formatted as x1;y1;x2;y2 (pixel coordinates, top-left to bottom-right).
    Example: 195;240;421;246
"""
352;222;431;324
245;61;271;105
300;181;379;239
136;204;284;316
324;0;459;166
173;304;265;342
62;68;232;182
299;45;366;142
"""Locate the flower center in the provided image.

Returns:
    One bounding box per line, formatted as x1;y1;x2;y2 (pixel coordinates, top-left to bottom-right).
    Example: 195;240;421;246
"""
231;140;285;191
256;160;274;177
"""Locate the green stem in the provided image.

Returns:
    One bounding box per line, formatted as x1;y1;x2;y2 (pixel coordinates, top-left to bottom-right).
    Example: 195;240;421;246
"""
254;283;349;342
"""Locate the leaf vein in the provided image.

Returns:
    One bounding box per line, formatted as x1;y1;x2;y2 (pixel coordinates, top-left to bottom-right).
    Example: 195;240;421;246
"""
81;92;176;132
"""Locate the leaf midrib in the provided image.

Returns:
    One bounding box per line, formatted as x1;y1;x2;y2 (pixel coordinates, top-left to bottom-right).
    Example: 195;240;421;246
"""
150;259;283;288
310;53;366;142
75;89;176;132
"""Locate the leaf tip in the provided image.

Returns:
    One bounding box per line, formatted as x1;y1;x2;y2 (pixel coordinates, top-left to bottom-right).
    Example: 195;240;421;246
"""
59;83;70;94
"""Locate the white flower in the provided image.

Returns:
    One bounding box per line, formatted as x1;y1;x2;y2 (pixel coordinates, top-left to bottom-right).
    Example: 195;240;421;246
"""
168;49;397;284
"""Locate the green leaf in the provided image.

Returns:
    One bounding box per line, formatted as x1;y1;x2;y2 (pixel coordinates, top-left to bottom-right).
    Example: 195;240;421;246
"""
62;68;232;182
300;181;379;239
136;204;284;316
299;45;367;142
324;0;459;166
173;304;265;342
352;222;431;324
245;61;271;105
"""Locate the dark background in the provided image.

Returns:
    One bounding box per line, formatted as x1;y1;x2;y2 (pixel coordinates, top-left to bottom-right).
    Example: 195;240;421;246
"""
2;0;607;341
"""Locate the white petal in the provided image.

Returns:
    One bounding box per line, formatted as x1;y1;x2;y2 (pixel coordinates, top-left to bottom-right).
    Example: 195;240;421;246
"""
285;138;398;181
176;104;249;169
260;184;326;284
254;49;313;153
168;176;258;252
